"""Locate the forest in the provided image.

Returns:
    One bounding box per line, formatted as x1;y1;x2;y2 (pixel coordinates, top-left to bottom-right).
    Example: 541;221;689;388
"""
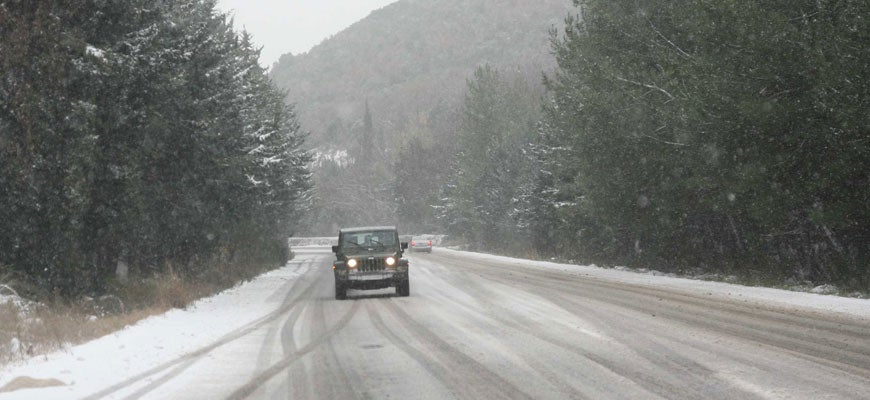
0;0;312;299
429;0;868;290
1;0;867;301
276;0;867;291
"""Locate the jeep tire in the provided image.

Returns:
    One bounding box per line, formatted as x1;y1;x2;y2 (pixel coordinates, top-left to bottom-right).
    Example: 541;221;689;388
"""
335;282;347;300
395;279;410;297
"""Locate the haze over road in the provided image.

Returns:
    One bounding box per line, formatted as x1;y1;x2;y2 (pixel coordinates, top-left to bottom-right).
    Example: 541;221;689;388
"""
8;247;868;399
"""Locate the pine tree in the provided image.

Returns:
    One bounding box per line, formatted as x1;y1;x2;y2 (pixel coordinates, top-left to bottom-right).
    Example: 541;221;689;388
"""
539;0;868;287
438;66;541;251
0;0;313;297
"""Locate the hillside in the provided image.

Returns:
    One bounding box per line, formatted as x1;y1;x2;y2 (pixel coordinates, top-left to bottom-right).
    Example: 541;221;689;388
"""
269;0;574;151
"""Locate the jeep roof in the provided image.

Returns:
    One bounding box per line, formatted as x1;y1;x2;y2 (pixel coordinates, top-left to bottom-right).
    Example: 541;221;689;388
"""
339;226;398;234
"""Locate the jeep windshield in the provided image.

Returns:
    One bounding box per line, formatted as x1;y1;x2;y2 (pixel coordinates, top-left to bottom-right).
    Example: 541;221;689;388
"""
340;230;398;251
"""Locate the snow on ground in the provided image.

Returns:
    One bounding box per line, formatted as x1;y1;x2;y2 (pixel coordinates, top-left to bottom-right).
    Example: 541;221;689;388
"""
0;247;866;398
439;248;870;319
0;258;311;398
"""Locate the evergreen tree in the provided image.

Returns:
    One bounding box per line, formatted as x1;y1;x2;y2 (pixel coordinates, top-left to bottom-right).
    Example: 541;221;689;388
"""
437;66;541;251
0;0;312;297
540;0;868;288
392;134;454;233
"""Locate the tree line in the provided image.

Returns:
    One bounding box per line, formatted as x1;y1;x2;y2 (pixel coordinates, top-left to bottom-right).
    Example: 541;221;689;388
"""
409;0;868;290
0;0;311;298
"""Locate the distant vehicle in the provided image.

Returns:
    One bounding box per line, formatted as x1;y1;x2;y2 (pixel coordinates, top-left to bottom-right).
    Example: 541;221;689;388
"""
409;236;433;253
331;226;410;299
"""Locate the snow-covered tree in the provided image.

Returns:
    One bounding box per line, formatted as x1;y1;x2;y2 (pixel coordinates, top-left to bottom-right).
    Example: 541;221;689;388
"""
539;0;869;288
437;66;541;251
0;0;312;297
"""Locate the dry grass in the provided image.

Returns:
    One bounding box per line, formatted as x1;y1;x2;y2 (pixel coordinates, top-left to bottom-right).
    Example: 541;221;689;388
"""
0;298;165;366
0;303;22;364
0;272;227;367
0;253;280;367
119;272;216;310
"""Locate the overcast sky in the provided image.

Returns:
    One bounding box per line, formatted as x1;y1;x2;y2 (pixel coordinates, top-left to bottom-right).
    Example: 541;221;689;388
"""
216;0;399;68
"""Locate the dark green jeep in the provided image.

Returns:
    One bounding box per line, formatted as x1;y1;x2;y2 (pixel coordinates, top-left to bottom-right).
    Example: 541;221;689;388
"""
331;226;410;299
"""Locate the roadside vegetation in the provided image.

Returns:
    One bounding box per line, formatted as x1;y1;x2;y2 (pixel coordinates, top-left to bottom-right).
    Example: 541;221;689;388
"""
419;0;869;292
0;1;310;297
271;0;865;292
0;0;311;364
0;256;284;366
528;0;867;292
1;288;157;366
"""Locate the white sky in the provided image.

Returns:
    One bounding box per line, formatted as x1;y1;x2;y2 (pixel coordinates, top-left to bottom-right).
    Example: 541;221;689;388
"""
216;0;399;67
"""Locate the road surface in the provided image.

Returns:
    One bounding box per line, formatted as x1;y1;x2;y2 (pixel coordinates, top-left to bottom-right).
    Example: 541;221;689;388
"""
79;247;870;400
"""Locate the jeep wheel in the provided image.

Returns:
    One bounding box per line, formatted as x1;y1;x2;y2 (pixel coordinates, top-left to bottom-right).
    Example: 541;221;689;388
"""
335;282;347;300
396;279;410;297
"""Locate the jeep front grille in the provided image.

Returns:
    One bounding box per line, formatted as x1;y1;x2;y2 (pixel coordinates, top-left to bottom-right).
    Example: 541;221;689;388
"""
358;257;385;272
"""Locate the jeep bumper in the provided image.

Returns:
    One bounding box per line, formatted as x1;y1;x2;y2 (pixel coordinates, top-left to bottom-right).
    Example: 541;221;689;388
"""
335;270;406;289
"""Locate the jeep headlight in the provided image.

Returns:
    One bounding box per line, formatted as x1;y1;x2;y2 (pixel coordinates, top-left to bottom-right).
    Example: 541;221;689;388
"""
347;258;358;268
385;256;396;266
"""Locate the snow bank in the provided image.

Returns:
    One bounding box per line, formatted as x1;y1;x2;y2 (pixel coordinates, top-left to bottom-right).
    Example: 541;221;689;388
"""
0;259;310;398
439;249;870;319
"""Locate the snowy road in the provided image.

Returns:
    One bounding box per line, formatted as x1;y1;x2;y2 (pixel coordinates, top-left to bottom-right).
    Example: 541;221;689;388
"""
2;247;869;399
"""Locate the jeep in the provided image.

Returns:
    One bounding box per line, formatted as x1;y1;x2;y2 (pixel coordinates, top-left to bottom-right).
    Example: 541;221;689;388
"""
331;226;410;299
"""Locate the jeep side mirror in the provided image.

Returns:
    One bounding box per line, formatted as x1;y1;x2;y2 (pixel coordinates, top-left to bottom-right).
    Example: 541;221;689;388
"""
401;242;408;250
331;245;339;253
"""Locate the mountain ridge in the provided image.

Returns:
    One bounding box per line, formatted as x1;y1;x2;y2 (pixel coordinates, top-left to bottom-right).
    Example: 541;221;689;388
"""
269;0;575;151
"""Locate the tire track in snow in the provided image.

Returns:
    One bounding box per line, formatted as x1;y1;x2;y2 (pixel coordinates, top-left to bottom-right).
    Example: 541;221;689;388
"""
79;258;321;400
366;302;476;399
378;299;537;400
419;255;726;399
430;251;870;399
437;251;870;376
410;258;607;398
223;299;362;400
426;255;736;399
